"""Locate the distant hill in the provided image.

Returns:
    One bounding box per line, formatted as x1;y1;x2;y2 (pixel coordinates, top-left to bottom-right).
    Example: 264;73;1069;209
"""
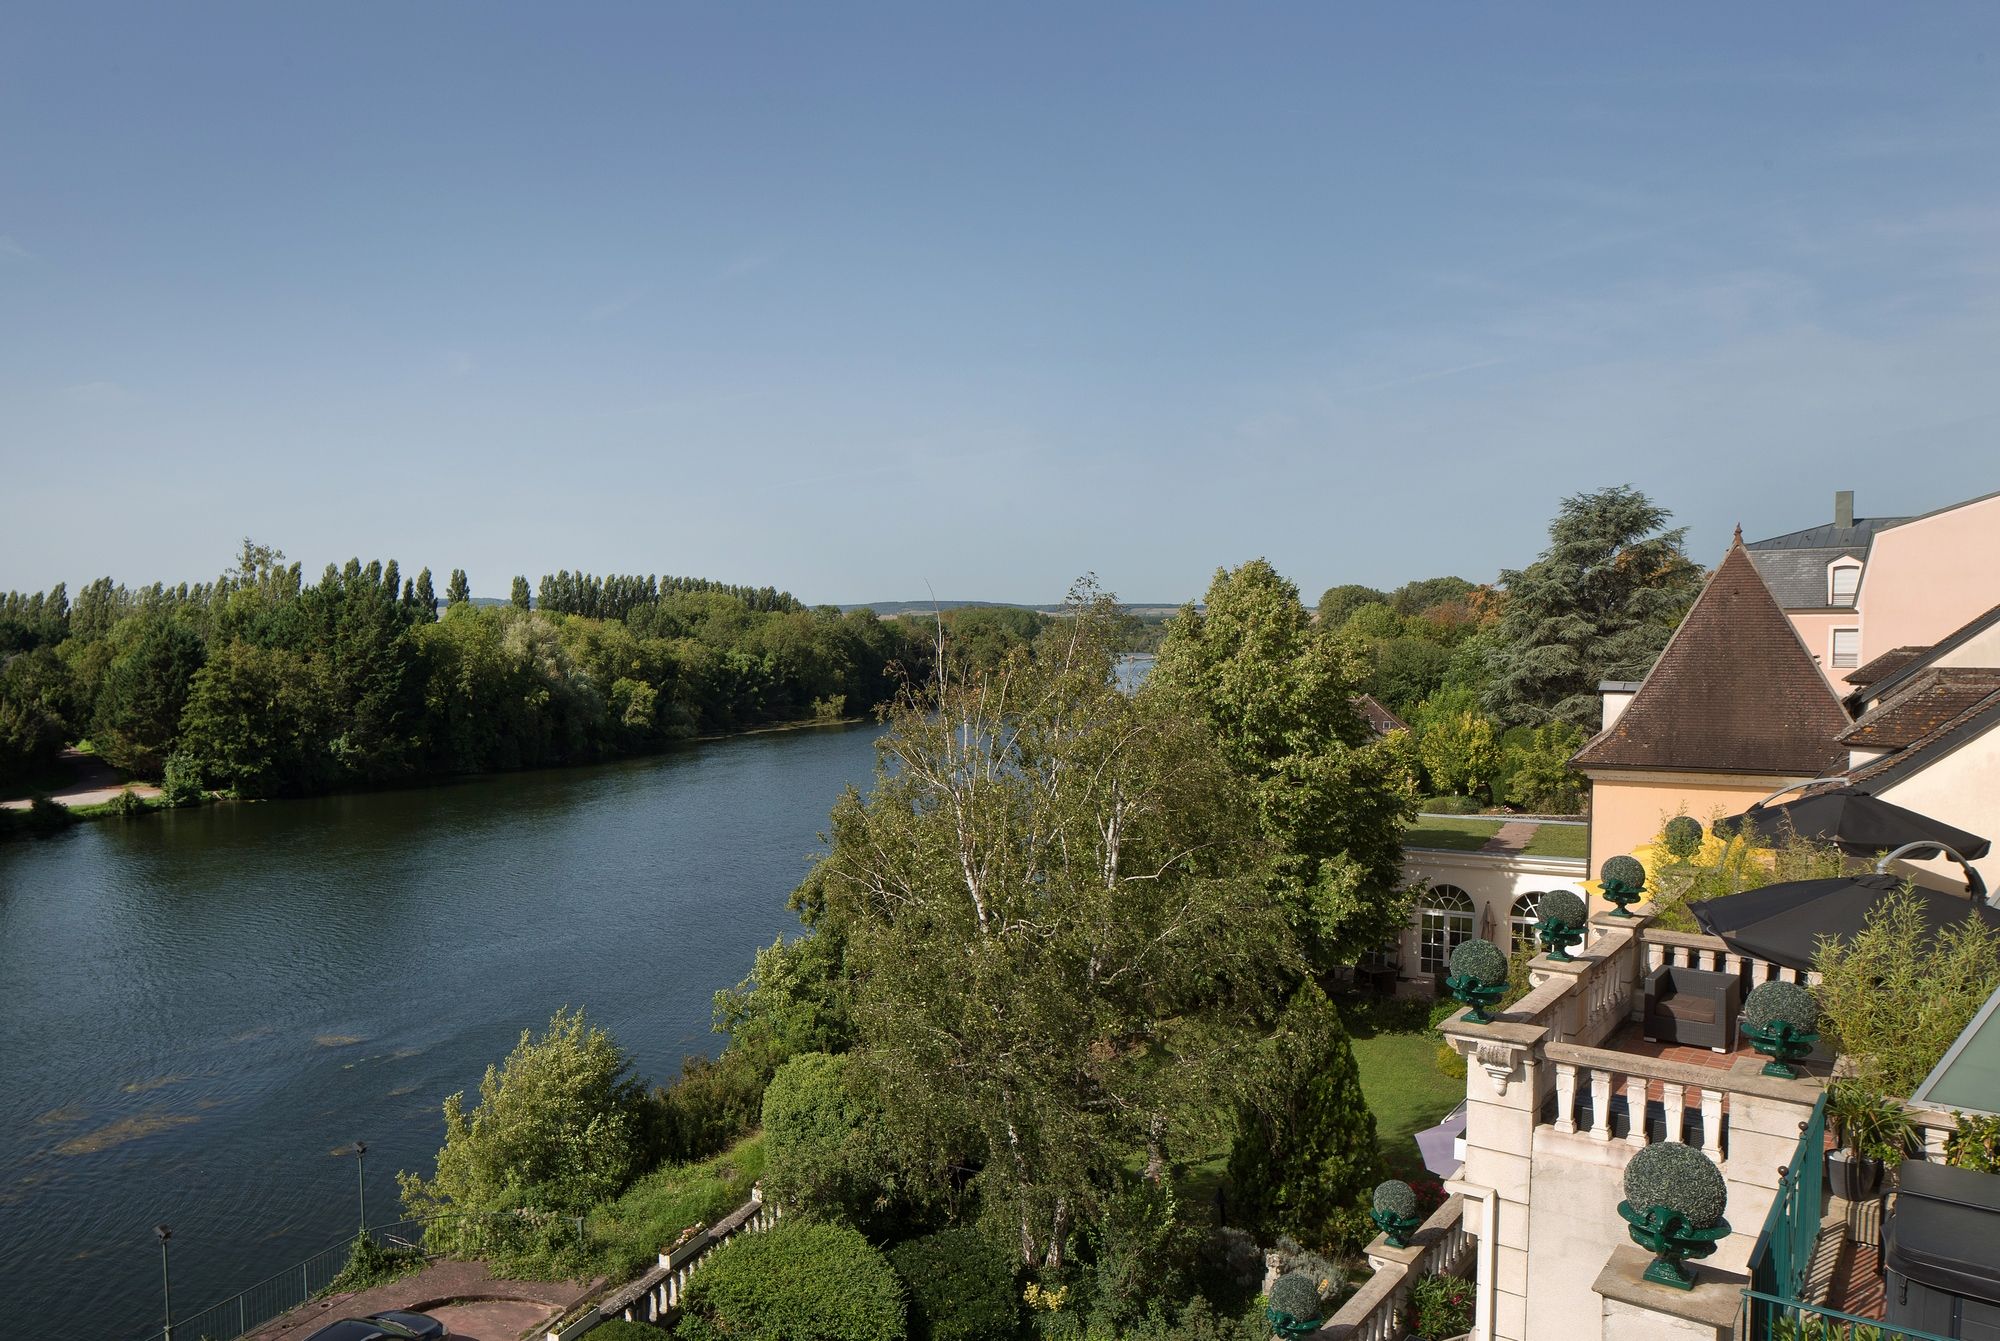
842;600;1190;618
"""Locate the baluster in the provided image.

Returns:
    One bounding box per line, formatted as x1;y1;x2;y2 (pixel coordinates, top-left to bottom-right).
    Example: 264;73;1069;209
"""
1589;1069;1612;1140
1661;1082;1686;1144
1646;941;1665;973
1627;1073;1649;1146
1701;1090;1724;1163
1553;1062;1578;1134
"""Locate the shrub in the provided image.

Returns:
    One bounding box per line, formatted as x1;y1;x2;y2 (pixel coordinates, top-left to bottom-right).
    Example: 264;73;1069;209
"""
1539;889;1586;928
1447;938;1507;986
673;1221;906;1341
1813;886;2000;1094
888;1228;1017;1341
24;795;74;836
1621;1142;1726;1228
159;752;205;807
1433;1039;1467;1080
1418;793;1483;816
1944;1112;2000;1174
323;1233;424;1295
1267;1272;1322;1325
1268;1235;1345;1306
1826;1081;1917;1163
1742;981;1818;1033
590;1323;663;1340
657;1052;765;1164
111;786;150;817
761;1052;899;1228
1661;817;1703;860
1371;1180;1417;1220
1408;1273;1473;1339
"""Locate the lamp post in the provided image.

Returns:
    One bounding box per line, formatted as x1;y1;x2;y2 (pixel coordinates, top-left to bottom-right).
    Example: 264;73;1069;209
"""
354;1140;367;1234
156;1223;173;1341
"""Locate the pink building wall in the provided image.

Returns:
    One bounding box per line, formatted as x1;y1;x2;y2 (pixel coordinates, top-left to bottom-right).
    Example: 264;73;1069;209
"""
1855;492;2000;663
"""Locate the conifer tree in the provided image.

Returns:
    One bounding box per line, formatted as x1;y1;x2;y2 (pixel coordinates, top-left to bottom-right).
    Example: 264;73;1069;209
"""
510;576;531;610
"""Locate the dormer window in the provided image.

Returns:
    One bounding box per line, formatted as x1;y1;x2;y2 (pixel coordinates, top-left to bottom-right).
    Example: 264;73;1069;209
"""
1829;560;1861;606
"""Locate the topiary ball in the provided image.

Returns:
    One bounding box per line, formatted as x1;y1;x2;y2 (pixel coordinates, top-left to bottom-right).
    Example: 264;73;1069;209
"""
1541;889;1588;928
1373;1179;1418;1220
1742;980;1819;1033
1449;937;1509;987
1268;1271;1323;1323
1600;855;1647;890
1662;818;1703;860
1622;1141;1727;1229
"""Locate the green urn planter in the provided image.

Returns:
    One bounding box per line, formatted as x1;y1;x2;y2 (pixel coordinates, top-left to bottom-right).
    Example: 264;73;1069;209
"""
1444;938;1510;1023
1740;981;1820;1078
1265;1271;1323;1338
1600;854;1648;918
1370;1179;1421;1249
1537;889;1588;961
1618;1142;1731;1289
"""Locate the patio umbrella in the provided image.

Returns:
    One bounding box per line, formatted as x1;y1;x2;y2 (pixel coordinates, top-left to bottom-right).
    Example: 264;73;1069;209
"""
1691;869;2000;972
1715;785;1990;860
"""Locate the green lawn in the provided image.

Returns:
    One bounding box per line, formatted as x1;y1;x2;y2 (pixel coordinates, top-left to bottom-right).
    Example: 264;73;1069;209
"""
1346;1010;1463;1184
586;1133;767;1276
1522;823;1588;859
1402;817;1502;851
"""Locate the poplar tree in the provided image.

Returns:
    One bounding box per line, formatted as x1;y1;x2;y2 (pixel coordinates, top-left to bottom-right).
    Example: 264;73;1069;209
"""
414;567;438;619
445;569;469;608
510;576;532;610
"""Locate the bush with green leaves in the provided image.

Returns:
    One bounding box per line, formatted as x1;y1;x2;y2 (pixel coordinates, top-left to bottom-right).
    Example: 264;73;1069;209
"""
672;1221;905;1341
1448;938;1507;986
588;1323;663;1340
1621;1142;1726;1228
1267;1272;1322;1326
1372;1180;1417;1220
761;1052;901;1228
1539;888;1587;929
399;1008;652;1227
323;1233;424;1295
1945;1112;2000;1174
1661;817;1703;860
888;1228;1017;1341
159;752;206;807
1813;886;2000;1095
1408;1273;1473;1340
1742;981;1818;1034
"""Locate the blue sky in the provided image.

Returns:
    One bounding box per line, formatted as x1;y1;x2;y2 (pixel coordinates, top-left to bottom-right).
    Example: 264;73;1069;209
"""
3;5;1997;605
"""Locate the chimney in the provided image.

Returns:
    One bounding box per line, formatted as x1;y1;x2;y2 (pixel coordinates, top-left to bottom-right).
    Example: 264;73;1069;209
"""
1835;490;1855;529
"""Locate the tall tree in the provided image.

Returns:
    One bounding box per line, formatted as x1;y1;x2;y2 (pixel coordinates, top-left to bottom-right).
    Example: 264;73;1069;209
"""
444;568;469;608
1150;560;1416;970
414;567;439;619
510;575;532;610
813;583;1297;1267
1484;485;1704;728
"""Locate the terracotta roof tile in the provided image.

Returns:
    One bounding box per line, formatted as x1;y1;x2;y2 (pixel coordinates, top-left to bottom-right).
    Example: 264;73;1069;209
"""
1572;542;1851;775
1352;694;1408;737
1839;668;2000;750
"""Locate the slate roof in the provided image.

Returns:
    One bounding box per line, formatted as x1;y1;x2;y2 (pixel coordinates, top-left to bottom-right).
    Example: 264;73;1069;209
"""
1745;515;1908;610
1846;645;1932;690
1845;687;2000;790
1839;668;2000;750
1352;694;1408;737
1572;540;1851;776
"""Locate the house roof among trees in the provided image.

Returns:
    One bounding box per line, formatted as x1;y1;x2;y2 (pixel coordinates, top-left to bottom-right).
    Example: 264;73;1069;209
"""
1352;694;1408;737
1572;539;1851;776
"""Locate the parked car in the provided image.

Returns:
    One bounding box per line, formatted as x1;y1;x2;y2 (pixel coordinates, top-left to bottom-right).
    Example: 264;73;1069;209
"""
303;1311;447;1341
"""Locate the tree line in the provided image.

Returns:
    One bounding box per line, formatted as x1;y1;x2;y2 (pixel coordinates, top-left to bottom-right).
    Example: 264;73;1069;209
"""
0;543;1017;799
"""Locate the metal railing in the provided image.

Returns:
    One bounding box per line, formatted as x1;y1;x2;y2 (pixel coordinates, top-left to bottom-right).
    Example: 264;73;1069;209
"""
1747;1089;1828;1311
1740;1291;1952;1341
157;1211;578;1341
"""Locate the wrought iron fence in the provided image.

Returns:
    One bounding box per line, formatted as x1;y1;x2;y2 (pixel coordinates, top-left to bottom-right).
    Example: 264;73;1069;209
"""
154;1211;579;1341
1748;1089;1829;1310
1740;1290;1953;1341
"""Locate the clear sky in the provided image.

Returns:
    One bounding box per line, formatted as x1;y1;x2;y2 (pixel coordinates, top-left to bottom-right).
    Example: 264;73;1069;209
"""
3;5;1997;606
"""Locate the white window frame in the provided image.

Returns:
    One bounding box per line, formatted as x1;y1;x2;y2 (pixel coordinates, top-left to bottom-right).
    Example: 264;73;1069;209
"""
1831;628;1860;669
1420;884;1476;976
1828;558;1862;607
1510;892;1547;956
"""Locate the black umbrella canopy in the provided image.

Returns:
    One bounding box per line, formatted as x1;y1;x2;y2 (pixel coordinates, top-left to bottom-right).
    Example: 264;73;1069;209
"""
1691;873;2000;972
1715;786;1991;860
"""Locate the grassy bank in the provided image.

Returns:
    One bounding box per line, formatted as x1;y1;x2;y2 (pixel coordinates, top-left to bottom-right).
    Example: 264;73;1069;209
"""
585;1133;768;1278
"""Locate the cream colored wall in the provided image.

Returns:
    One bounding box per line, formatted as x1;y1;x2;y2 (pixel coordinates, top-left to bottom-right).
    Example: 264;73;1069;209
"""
1874;725;2000;894
1585;774;1812;892
1857;493;2000;664
1930;619;2000;673
1400;850;1591;976
1784;610;1855;688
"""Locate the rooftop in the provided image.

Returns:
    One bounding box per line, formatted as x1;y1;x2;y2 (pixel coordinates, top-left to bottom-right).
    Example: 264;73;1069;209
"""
1838;667;2000;750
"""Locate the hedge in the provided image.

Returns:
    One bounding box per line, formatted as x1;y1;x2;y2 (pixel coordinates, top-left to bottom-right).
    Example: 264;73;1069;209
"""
673;1221;906;1341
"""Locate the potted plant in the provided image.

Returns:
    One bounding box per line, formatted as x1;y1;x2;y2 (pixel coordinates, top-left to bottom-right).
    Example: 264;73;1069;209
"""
1407;1272;1474;1339
1369;1179;1421;1248
1265;1270;1324;1338
1536;889;1588;961
1444;938;1510;1023
1617;1141;1731;1289
1601;853;1650;917
1825;1080;1917;1201
1739;981;1820;1078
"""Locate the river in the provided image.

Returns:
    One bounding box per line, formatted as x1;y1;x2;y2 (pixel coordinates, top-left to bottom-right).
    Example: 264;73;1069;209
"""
0;721;885;1338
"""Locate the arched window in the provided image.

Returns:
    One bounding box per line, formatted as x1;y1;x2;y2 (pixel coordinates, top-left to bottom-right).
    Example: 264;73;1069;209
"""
1420;884;1475;975
1510;892;1546;955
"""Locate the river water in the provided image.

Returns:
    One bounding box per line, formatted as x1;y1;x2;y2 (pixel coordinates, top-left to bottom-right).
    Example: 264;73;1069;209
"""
0;721;885;1337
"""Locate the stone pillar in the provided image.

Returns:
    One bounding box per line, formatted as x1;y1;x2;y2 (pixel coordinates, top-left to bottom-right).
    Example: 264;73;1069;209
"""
1440;1016;1549;1341
1591;1245;1747;1340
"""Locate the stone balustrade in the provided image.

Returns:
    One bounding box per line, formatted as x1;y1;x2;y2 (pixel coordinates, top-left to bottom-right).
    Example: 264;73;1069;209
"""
1640;925;1819;987
554;1186;780;1339
1313;1195;1474;1340
1544;1041;1730;1162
